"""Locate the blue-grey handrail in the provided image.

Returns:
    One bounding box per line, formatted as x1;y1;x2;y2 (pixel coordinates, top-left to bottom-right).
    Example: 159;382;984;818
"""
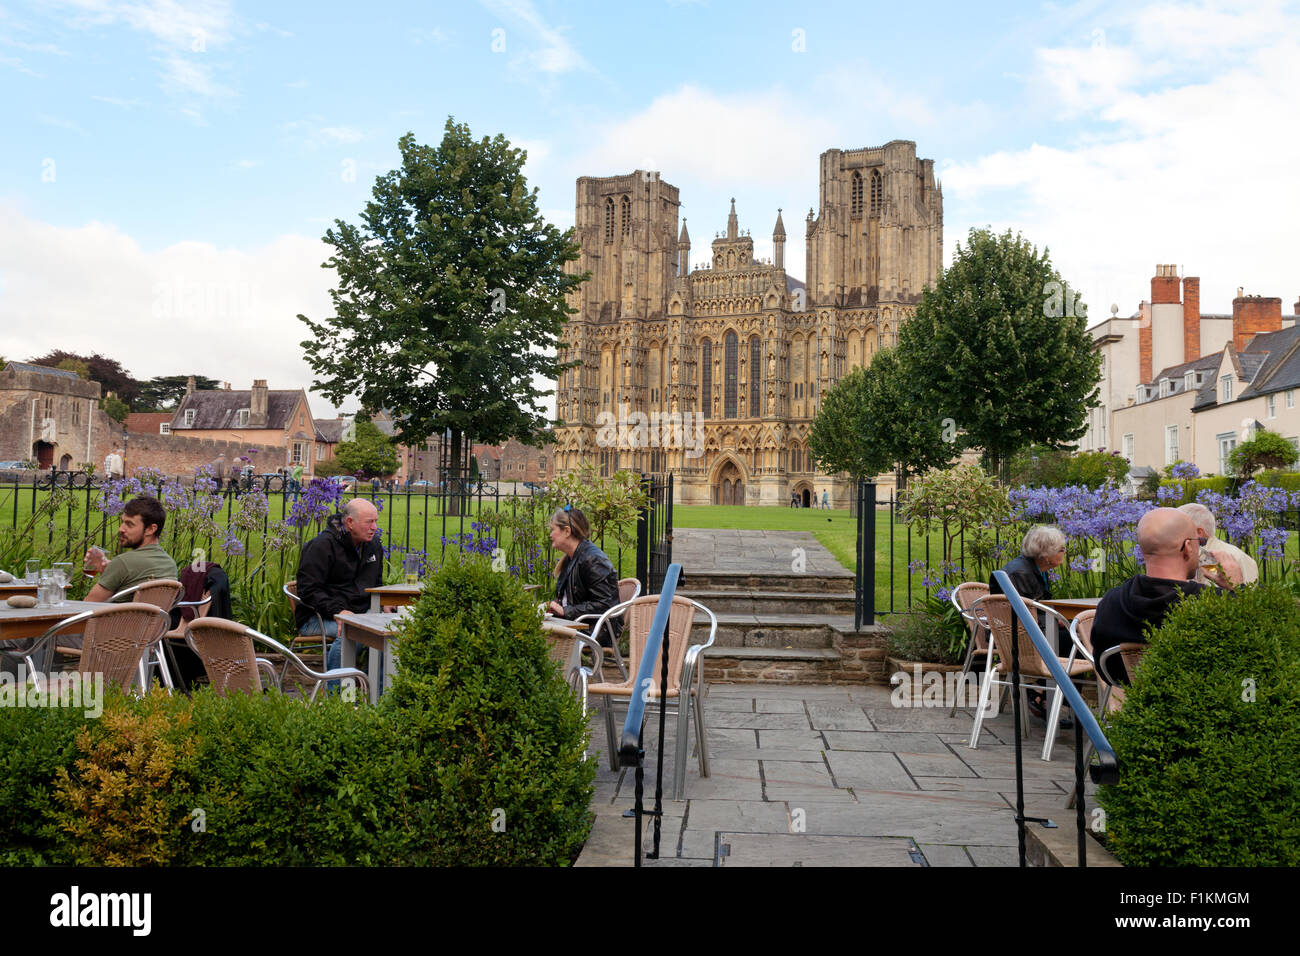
618;562;681;766
992;571;1119;785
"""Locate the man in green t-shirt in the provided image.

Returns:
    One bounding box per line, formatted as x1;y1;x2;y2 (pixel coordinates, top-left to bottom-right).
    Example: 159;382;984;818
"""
85;495;178;602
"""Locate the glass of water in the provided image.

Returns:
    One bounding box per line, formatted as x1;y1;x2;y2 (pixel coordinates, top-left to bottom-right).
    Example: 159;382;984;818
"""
37;568;54;608
53;562;72;606
25;559;41;584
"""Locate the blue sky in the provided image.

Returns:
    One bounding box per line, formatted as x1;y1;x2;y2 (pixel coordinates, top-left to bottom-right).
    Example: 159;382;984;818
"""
2;0;1298;415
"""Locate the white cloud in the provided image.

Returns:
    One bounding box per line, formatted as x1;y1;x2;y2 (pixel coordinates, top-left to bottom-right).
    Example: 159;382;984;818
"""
478;0;592;75
0;203;348;416
319;126;364;145
947;4;1300;321
233;158;259;169
0;53;43;77
282;120;366;150
91;94;143;108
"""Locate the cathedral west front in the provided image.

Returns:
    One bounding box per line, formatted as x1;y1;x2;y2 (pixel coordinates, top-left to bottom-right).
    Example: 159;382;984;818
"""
553;141;943;506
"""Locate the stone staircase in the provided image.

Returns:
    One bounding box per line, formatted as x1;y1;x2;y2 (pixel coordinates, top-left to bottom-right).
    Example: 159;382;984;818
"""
676;568;889;685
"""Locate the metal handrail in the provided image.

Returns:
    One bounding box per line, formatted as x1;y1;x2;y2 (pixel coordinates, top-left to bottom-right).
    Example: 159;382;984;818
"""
994;571;1119;868
618;562;681;766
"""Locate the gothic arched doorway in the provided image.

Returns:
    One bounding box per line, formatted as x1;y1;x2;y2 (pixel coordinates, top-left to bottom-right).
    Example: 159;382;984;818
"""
33;441;53;470
714;460;744;506
59;454;72;471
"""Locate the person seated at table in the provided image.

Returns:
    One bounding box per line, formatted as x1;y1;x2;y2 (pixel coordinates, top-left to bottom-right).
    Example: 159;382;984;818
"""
1092;507;1241;685
84;495;178;602
294;498;383;675
1177;502;1258;585
547;506;622;648
988;524;1067;720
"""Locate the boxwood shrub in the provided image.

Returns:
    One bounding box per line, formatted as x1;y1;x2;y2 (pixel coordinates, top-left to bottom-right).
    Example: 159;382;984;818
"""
1097;584;1300;866
0;555;593;866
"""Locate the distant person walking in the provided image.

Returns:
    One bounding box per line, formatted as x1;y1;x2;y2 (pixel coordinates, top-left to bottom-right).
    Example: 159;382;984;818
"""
821;489;829;510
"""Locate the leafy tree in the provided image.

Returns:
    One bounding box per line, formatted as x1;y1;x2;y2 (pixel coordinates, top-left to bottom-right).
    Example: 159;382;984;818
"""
809;348;954;486
55;358;91;380
1228;429;1299;479
901;463;1010;566
136;375;221;411
333;420;398;478
898;228;1101;478
1007;444;1131;489
99;396;129;423
29;351;139;405
299;119;586;492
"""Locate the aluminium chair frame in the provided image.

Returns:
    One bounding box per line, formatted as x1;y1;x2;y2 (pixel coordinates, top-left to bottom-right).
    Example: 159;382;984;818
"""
185;618;370;702
23;604;173;695
587;594;718;801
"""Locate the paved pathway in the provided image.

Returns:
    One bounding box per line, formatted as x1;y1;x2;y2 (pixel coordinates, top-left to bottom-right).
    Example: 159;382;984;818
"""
672;528;853;577
576;682;1097;867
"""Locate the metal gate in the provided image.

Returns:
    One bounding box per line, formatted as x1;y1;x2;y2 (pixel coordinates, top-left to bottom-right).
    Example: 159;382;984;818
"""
854;478;876;630
636;472;673;595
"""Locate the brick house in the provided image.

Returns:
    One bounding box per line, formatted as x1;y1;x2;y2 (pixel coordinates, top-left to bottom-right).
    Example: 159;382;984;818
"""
169;379;318;475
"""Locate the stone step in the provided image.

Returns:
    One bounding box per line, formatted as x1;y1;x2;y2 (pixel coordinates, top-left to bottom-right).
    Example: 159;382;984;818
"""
678;570;855;594
690;612;864;649
680;588;857;616
700;646;848;684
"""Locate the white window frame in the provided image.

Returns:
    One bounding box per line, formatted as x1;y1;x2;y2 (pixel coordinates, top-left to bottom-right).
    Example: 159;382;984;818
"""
1122;433;1134;462
1289;438;1300;472
183;408;196;427
1288;389;1296;409
1221;375;1233;403
1217;432;1237;475
235;409;250;428
1268;394;1277;418
1166;424;1180;466
1159;379;1170;398
159;423;171;435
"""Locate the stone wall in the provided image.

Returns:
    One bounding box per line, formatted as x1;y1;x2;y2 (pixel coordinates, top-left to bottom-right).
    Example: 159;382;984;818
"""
122;432;288;478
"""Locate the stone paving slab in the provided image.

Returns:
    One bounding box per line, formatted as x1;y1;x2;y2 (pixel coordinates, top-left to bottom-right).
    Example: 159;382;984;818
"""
673;528;853;576
717;833;922;867
575;682;1099;868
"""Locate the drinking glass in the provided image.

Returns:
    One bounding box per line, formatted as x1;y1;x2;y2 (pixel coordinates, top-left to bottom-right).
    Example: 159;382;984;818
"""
403;553;421;586
25;559;40;585
37;569;54;608
53;563;72;606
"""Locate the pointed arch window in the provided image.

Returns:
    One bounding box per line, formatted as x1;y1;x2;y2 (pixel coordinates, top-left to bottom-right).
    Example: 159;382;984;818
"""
604;197;615;242
701;340;712;419
749;337;762;418
621;195;631;237
870;170;883;216
724;331;738;419
851;171;864;217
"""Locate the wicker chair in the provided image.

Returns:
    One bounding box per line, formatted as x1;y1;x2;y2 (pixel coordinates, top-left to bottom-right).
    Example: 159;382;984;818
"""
969;594;1093;760
109;579;185;688
282;581;331;667
1095;641;1149;713
587;594;717;800
541;623;606;715
185;617;369;702
948;582;991;718
574;576;642;680
25;604;173;694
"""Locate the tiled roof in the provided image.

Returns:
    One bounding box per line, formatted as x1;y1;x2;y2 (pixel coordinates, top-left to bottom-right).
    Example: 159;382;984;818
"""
4;361;81;379
172;389;302;430
123;413;173;434
1238;325;1300;400
314;419;346;443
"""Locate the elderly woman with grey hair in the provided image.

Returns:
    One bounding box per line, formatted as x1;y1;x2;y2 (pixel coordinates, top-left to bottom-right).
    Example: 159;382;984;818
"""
989;524;1068;719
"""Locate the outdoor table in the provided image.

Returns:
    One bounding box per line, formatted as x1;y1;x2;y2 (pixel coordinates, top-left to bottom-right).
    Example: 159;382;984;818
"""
335;609;409;704
0;600;116;643
542;615;589;632
1;582;39;601
1041;597;1103;655
367;581;540;611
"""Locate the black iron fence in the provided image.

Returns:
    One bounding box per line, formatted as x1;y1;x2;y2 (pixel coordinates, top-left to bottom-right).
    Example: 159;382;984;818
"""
636;473;673;595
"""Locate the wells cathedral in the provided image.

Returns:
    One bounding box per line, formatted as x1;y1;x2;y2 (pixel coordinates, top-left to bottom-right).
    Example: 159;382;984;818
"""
553;141;943;506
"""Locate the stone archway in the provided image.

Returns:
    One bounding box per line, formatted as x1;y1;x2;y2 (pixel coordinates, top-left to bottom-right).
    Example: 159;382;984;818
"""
33;441;53;470
712;458;745;506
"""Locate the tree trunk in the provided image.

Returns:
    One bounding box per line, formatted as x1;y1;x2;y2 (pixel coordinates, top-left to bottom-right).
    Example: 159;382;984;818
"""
448;428;463;517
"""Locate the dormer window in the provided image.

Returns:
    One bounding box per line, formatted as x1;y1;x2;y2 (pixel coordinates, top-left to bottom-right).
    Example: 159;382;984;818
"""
1159;379;1170;398
236;409;250;428
1184;371;1194;390
1221;375;1233;403
183;408;196;427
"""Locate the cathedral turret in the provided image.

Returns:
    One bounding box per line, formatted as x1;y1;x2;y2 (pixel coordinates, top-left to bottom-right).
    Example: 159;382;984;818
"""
678;219;691;276
727;198;738;240
772;208;786;270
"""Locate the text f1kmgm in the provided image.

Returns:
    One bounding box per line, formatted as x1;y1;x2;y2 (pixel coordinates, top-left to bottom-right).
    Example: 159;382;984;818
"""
49;887;151;937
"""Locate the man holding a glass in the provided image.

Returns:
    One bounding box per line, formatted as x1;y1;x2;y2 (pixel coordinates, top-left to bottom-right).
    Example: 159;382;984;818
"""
84;495;179;602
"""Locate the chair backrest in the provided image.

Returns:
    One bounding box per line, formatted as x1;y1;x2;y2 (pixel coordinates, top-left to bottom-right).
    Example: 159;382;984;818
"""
623;595;696;695
975;594;1062;676
185;618;262;696
119;578;184;612
284;580;302;611
78;604;172;693
952;582;990;649
618;578;642;605
1071;609;1096;660
542;625;584;681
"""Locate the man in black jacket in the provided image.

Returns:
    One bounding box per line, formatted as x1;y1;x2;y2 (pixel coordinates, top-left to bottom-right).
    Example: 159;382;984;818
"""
295;499;383;675
1092;507;1240;684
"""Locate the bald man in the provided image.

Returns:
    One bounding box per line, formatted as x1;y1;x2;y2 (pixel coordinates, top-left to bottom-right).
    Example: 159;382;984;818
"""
294;498;383;675
1092;508;1242;684
1178;502;1259;585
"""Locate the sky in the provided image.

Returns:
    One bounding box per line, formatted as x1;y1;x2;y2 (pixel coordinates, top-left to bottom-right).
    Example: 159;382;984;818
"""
2;0;1298;420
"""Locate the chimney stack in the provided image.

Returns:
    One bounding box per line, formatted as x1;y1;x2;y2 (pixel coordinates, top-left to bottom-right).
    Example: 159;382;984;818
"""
250;379;268;428
185;375;196;397
1182;276;1200;362
1151;263;1180;305
1233;295;1283;354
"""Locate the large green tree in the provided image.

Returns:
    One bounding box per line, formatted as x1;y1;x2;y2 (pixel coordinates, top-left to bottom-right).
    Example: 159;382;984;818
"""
136;375;221;411
898;228;1100;477
29;350;139;405
299;119;586;485
333;419;399;478
809;348;954;486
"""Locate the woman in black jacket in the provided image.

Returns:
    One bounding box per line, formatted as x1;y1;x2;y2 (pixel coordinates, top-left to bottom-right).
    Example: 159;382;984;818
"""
547;506;623;647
